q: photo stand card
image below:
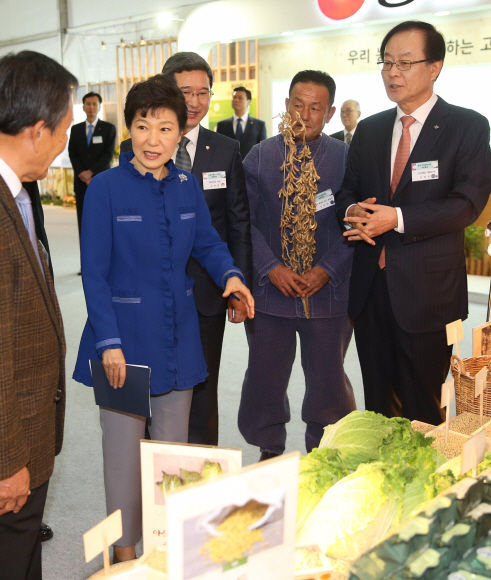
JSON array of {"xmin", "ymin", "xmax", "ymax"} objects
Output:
[
  {"xmin": 165, "ymin": 452, "xmax": 300, "ymax": 580},
  {"xmin": 141, "ymin": 440, "xmax": 242, "ymax": 553},
  {"xmin": 473, "ymin": 321, "xmax": 491, "ymax": 357}
]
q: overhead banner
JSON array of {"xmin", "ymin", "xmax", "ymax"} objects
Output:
[
  {"xmin": 208, "ymin": 80, "xmax": 258, "ymax": 132},
  {"xmin": 317, "ymin": 0, "xmax": 491, "ymax": 22}
]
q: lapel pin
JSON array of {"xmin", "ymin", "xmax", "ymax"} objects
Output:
[
  {"xmin": 434, "ymin": 125, "xmax": 439, "ymax": 129},
  {"xmin": 206, "ymin": 145, "xmax": 210, "ymax": 150}
]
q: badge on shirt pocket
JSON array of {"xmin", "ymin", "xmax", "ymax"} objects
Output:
[
  {"xmin": 203, "ymin": 171, "xmax": 226, "ymax": 190},
  {"xmin": 411, "ymin": 160, "xmax": 439, "ymax": 182}
]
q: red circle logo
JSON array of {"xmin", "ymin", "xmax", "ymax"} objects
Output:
[{"xmin": 318, "ymin": 0, "xmax": 366, "ymax": 20}]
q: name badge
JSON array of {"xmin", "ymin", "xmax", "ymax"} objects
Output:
[
  {"xmin": 92, "ymin": 136, "xmax": 103, "ymax": 144},
  {"xmin": 315, "ymin": 189, "xmax": 334, "ymax": 212},
  {"xmin": 203, "ymin": 171, "xmax": 226, "ymax": 190},
  {"xmin": 411, "ymin": 160, "xmax": 438, "ymax": 182}
]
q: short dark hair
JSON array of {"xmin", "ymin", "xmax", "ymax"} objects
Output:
[
  {"xmin": 124, "ymin": 74, "xmax": 188, "ymax": 131},
  {"xmin": 380, "ymin": 21, "xmax": 446, "ymax": 64},
  {"xmin": 162, "ymin": 52, "xmax": 214, "ymax": 89},
  {"xmin": 0, "ymin": 50, "xmax": 77, "ymax": 136},
  {"xmin": 234, "ymin": 86, "xmax": 251, "ymax": 101},
  {"xmin": 289, "ymin": 70, "xmax": 336, "ymax": 107},
  {"xmin": 83, "ymin": 92, "xmax": 102, "ymax": 104}
]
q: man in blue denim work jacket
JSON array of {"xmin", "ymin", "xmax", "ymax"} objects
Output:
[{"xmin": 238, "ymin": 70, "xmax": 356, "ymax": 461}]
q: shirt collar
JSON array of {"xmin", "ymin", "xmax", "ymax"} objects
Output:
[
  {"xmin": 395, "ymin": 93, "xmax": 438, "ymax": 126},
  {"xmin": 184, "ymin": 124, "xmax": 200, "ymax": 147},
  {"xmin": 233, "ymin": 112, "xmax": 249, "ymax": 124},
  {"xmin": 0, "ymin": 156, "xmax": 23, "ymax": 199},
  {"xmin": 86, "ymin": 117, "xmax": 99, "ymax": 129}
]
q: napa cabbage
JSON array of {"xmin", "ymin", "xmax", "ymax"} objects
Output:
[{"xmin": 297, "ymin": 447, "xmax": 349, "ymax": 533}]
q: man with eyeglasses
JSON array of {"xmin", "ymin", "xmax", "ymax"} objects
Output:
[
  {"xmin": 330, "ymin": 100, "xmax": 361, "ymax": 145},
  {"xmin": 336, "ymin": 21, "xmax": 491, "ymax": 425},
  {"xmin": 121, "ymin": 53, "xmax": 252, "ymax": 446}
]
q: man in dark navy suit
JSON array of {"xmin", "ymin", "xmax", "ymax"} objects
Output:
[
  {"xmin": 336, "ymin": 21, "xmax": 491, "ymax": 425},
  {"xmin": 68, "ymin": 92, "xmax": 116, "ymax": 248},
  {"xmin": 121, "ymin": 54, "xmax": 252, "ymax": 446},
  {"xmin": 216, "ymin": 86, "xmax": 267, "ymax": 159}
]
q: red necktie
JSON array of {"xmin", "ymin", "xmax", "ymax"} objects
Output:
[{"xmin": 378, "ymin": 115, "xmax": 416, "ymax": 269}]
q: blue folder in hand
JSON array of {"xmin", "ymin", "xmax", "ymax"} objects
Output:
[{"xmin": 90, "ymin": 360, "xmax": 151, "ymax": 418}]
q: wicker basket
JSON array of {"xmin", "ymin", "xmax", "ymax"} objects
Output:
[{"xmin": 450, "ymin": 354, "xmax": 491, "ymax": 416}]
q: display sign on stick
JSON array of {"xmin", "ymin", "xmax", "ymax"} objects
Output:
[
  {"xmin": 446, "ymin": 319, "xmax": 464, "ymax": 358},
  {"xmin": 140, "ymin": 440, "xmax": 242, "ymax": 553},
  {"xmin": 83, "ymin": 509, "xmax": 123, "ymax": 572},
  {"xmin": 475, "ymin": 366, "xmax": 488, "ymax": 425},
  {"xmin": 461, "ymin": 429, "xmax": 487, "ymax": 477},
  {"xmin": 166, "ymin": 452, "xmax": 300, "ymax": 580},
  {"xmin": 441, "ymin": 378, "xmax": 455, "ymax": 444}
]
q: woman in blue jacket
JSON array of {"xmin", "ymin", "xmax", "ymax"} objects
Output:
[{"xmin": 73, "ymin": 74, "xmax": 254, "ymax": 563}]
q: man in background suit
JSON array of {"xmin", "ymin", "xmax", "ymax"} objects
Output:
[
  {"xmin": 0, "ymin": 50, "xmax": 75, "ymax": 580},
  {"xmin": 336, "ymin": 21, "xmax": 491, "ymax": 425},
  {"xmin": 121, "ymin": 53, "xmax": 252, "ymax": 446},
  {"xmin": 216, "ymin": 86, "xmax": 267, "ymax": 159},
  {"xmin": 68, "ymin": 92, "xmax": 116, "ymax": 248},
  {"xmin": 330, "ymin": 99, "xmax": 360, "ymax": 145}
]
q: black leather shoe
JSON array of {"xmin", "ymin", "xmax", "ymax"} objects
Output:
[
  {"xmin": 259, "ymin": 451, "xmax": 280, "ymax": 462},
  {"xmin": 39, "ymin": 522, "xmax": 53, "ymax": 542}
]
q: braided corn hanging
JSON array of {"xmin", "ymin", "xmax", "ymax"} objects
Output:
[{"xmin": 278, "ymin": 112, "xmax": 319, "ymax": 319}]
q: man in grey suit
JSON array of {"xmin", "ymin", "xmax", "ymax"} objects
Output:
[
  {"xmin": 121, "ymin": 54, "xmax": 252, "ymax": 446},
  {"xmin": 330, "ymin": 99, "xmax": 361, "ymax": 145},
  {"xmin": 238, "ymin": 70, "xmax": 355, "ymax": 461},
  {"xmin": 216, "ymin": 86, "xmax": 267, "ymax": 159}
]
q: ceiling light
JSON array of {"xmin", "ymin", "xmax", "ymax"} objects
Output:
[
  {"xmin": 351, "ymin": 22, "xmax": 365, "ymax": 28},
  {"xmin": 281, "ymin": 31, "xmax": 294, "ymax": 36},
  {"xmin": 101, "ymin": 41, "xmax": 106, "ymax": 50},
  {"xmin": 158, "ymin": 12, "xmax": 173, "ymax": 28},
  {"xmin": 140, "ymin": 36, "xmax": 146, "ymax": 45},
  {"xmin": 434, "ymin": 11, "xmax": 451, "ymax": 16},
  {"xmin": 120, "ymin": 38, "xmax": 126, "ymax": 47}
]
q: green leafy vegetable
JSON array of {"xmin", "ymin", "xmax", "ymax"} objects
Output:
[
  {"xmin": 179, "ymin": 468, "xmax": 202, "ymax": 485},
  {"xmin": 297, "ymin": 447, "xmax": 349, "ymax": 533},
  {"xmin": 297, "ymin": 463, "xmax": 398, "ymax": 560},
  {"xmin": 319, "ymin": 411, "xmax": 393, "ymax": 470},
  {"xmin": 156, "ymin": 472, "xmax": 182, "ymax": 495},
  {"xmin": 201, "ymin": 460, "xmax": 223, "ymax": 480}
]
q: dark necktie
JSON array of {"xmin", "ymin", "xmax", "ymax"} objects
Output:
[
  {"xmin": 345, "ymin": 132, "xmax": 352, "ymax": 145},
  {"xmin": 236, "ymin": 118, "xmax": 243, "ymax": 141},
  {"xmin": 87, "ymin": 124, "xmax": 93, "ymax": 146},
  {"xmin": 379, "ymin": 115, "xmax": 416, "ymax": 269},
  {"xmin": 175, "ymin": 136, "xmax": 192, "ymax": 172}
]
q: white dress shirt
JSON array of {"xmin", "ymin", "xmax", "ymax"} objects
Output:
[
  {"xmin": 172, "ymin": 124, "xmax": 200, "ymax": 168},
  {"xmin": 0, "ymin": 156, "xmax": 44, "ymax": 277},
  {"xmin": 233, "ymin": 113, "xmax": 249, "ymax": 135},
  {"xmin": 392, "ymin": 92, "xmax": 438, "ymax": 233},
  {"xmin": 85, "ymin": 117, "xmax": 99, "ymax": 137}
]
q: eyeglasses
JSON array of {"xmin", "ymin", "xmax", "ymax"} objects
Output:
[
  {"xmin": 180, "ymin": 90, "xmax": 214, "ymax": 101},
  {"xmin": 377, "ymin": 60, "xmax": 429, "ymax": 71},
  {"xmin": 341, "ymin": 109, "xmax": 357, "ymax": 114}
]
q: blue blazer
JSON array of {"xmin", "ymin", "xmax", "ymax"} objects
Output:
[{"xmin": 73, "ymin": 153, "xmax": 243, "ymax": 394}]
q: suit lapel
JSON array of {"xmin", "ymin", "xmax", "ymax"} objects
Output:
[
  {"xmin": 192, "ymin": 126, "xmax": 214, "ymax": 188},
  {"xmin": 378, "ymin": 109, "xmax": 397, "ymax": 205},
  {"xmin": 392, "ymin": 97, "xmax": 449, "ymax": 200},
  {"xmin": 0, "ymin": 178, "xmax": 62, "ymax": 341},
  {"xmin": 243, "ymin": 118, "xmax": 254, "ymax": 140}
]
